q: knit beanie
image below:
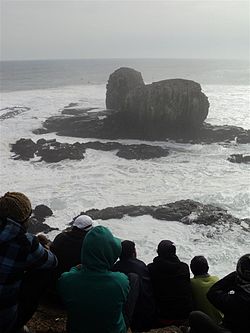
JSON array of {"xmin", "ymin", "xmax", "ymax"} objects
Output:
[
  {"xmin": 190, "ymin": 256, "xmax": 209, "ymax": 276},
  {"xmin": 0, "ymin": 192, "xmax": 32, "ymax": 223},
  {"xmin": 157, "ymin": 240, "xmax": 176, "ymax": 258}
]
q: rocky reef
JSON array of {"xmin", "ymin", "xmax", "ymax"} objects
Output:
[
  {"xmin": 79, "ymin": 199, "xmax": 243, "ymax": 227},
  {"xmin": 11, "ymin": 138, "xmax": 169, "ymax": 162},
  {"xmin": 27, "ymin": 199, "xmax": 248, "ymax": 235},
  {"xmin": 227, "ymin": 154, "xmax": 250, "ymax": 164}
]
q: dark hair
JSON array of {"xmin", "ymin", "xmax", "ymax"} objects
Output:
[
  {"xmin": 157, "ymin": 240, "xmax": 176, "ymax": 258},
  {"xmin": 190, "ymin": 256, "xmax": 209, "ymax": 276},
  {"xmin": 120, "ymin": 240, "xmax": 136, "ymax": 260},
  {"xmin": 237, "ymin": 254, "xmax": 250, "ymax": 282}
]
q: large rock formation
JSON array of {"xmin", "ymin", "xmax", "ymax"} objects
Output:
[
  {"xmin": 106, "ymin": 67, "xmax": 144, "ymax": 111},
  {"xmin": 106, "ymin": 68, "xmax": 209, "ymax": 137}
]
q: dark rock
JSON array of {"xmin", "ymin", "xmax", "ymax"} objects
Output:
[
  {"xmin": 197, "ymin": 123, "xmax": 249, "ymax": 143},
  {"xmin": 39, "ymin": 143, "xmax": 84, "ymax": 163},
  {"xmin": 106, "ymin": 68, "xmax": 209, "ymax": 137},
  {"xmin": 0, "ymin": 106, "xmax": 30, "ymax": 120},
  {"xmin": 32, "ymin": 128, "xmax": 50, "ymax": 135},
  {"xmin": 227, "ymin": 154, "xmax": 250, "ymax": 164},
  {"xmin": 62, "ymin": 107, "xmax": 97, "ymax": 115},
  {"xmin": 123, "ymin": 79, "xmax": 209, "ymax": 135},
  {"xmin": 236, "ymin": 131, "xmax": 250, "ymax": 144},
  {"xmin": 65, "ymin": 102, "xmax": 78, "ymax": 108},
  {"xmin": 83, "ymin": 141, "xmax": 123, "ymax": 151},
  {"xmin": 33, "ymin": 204, "xmax": 53, "ymax": 222},
  {"xmin": 116, "ymin": 144, "xmax": 169, "ymax": 160},
  {"xmin": 106, "ymin": 67, "xmax": 144, "ymax": 111},
  {"xmin": 11, "ymin": 138, "xmax": 37, "ymax": 159},
  {"xmin": 80, "ymin": 199, "xmax": 242, "ymax": 226},
  {"xmin": 11, "ymin": 138, "xmax": 171, "ymax": 162},
  {"xmin": 27, "ymin": 217, "xmax": 57, "ymax": 234},
  {"xmin": 37, "ymin": 138, "xmax": 47, "ymax": 145}
]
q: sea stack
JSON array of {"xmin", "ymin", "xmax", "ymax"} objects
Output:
[{"xmin": 106, "ymin": 67, "xmax": 209, "ymax": 138}]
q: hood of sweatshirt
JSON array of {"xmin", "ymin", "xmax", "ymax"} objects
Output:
[{"xmin": 81, "ymin": 226, "xmax": 121, "ymax": 271}]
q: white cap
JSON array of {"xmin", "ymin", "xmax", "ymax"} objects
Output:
[{"xmin": 73, "ymin": 215, "xmax": 93, "ymax": 231}]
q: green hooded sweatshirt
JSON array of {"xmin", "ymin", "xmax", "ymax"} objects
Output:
[{"xmin": 58, "ymin": 226, "xmax": 129, "ymax": 333}]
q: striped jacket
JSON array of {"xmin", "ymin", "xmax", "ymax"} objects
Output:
[{"xmin": 0, "ymin": 218, "xmax": 57, "ymax": 332}]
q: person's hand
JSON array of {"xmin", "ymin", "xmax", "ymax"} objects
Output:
[{"xmin": 37, "ymin": 233, "xmax": 51, "ymax": 249}]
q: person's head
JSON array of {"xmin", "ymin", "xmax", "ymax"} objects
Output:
[
  {"xmin": 236, "ymin": 254, "xmax": 250, "ymax": 283},
  {"xmin": 157, "ymin": 240, "xmax": 176, "ymax": 258},
  {"xmin": 73, "ymin": 214, "xmax": 93, "ymax": 232},
  {"xmin": 81, "ymin": 226, "xmax": 121, "ymax": 271},
  {"xmin": 190, "ymin": 256, "xmax": 209, "ymax": 276},
  {"xmin": 0, "ymin": 192, "xmax": 32, "ymax": 226},
  {"xmin": 120, "ymin": 240, "xmax": 136, "ymax": 260}
]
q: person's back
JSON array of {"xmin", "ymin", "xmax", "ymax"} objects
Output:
[
  {"xmin": 58, "ymin": 226, "xmax": 129, "ymax": 333},
  {"xmin": 207, "ymin": 254, "xmax": 250, "ymax": 333},
  {"xmin": 50, "ymin": 215, "xmax": 94, "ymax": 275},
  {"xmin": 190, "ymin": 256, "xmax": 222, "ymax": 324},
  {"xmin": 0, "ymin": 192, "xmax": 57, "ymax": 333},
  {"xmin": 148, "ymin": 240, "xmax": 192, "ymax": 326},
  {"xmin": 113, "ymin": 240, "xmax": 155, "ymax": 331}
]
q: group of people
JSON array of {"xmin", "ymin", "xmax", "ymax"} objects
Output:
[{"xmin": 0, "ymin": 192, "xmax": 250, "ymax": 333}]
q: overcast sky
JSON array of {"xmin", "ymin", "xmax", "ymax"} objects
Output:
[{"xmin": 1, "ymin": 0, "xmax": 249, "ymax": 60}]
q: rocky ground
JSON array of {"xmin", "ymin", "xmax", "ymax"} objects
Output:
[{"xmin": 27, "ymin": 304, "xmax": 183, "ymax": 333}]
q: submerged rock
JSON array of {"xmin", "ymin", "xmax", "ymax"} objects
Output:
[
  {"xmin": 227, "ymin": 154, "xmax": 250, "ymax": 164},
  {"xmin": 116, "ymin": 144, "xmax": 169, "ymax": 160},
  {"xmin": 0, "ymin": 106, "xmax": 30, "ymax": 120}
]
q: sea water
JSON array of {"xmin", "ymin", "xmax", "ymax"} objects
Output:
[{"xmin": 0, "ymin": 58, "xmax": 249, "ymax": 276}]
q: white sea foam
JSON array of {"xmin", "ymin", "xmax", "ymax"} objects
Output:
[{"xmin": 0, "ymin": 83, "xmax": 249, "ymax": 277}]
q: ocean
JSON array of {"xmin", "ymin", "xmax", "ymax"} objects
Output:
[{"xmin": 0, "ymin": 58, "xmax": 249, "ymax": 277}]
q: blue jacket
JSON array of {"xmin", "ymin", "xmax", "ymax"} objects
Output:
[{"xmin": 0, "ymin": 218, "xmax": 57, "ymax": 332}]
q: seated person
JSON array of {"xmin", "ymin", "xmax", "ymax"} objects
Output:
[
  {"xmin": 113, "ymin": 240, "xmax": 155, "ymax": 331},
  {"xmin": 50, "ymin": 214, "xmax": 94, "ymax": 276},
  {"xmin": 189, "ymin": 254, "xmax": 250, "ymax": 333},
  {"xmin": 148, "ymin": 240, "xmax": 193, "ymax": 327},
  {"xmin": 0, "ymin": 192, "xmax": 57, "ymax": 333},
  {"xmin": 58, "ymin": 226, "xmax": 130, "ymax": 333},
  {"xmin": 190, "ymin": 255, "xmax": 223, "ymax": 323}
]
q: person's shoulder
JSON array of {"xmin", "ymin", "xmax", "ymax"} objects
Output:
[
  {"xmin": 209, "ymin": 275, "xmax": 220, "ymax": 283},
  {"xmin": 134, "ymin": 257, "xmax": 147, "ymax": 267},
  {"xmin": 110, "ymin": 271, "xmax": 129, "ymax": 286}
]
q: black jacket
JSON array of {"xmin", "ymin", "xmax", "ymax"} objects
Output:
[
  {"xmin": 207, "ymin": 272, "xmax": 250, "ymax": 333},
  {"xmin": 113, "ymin": 257, "xmax": 155, "ymax": 331},
  {"xmin": 148, "ymin": 255, "xmax": 193, "ymax": 320},
  {"xmin": 50, "ymin": 227, "xmax": 88, "ymax": 276}
]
